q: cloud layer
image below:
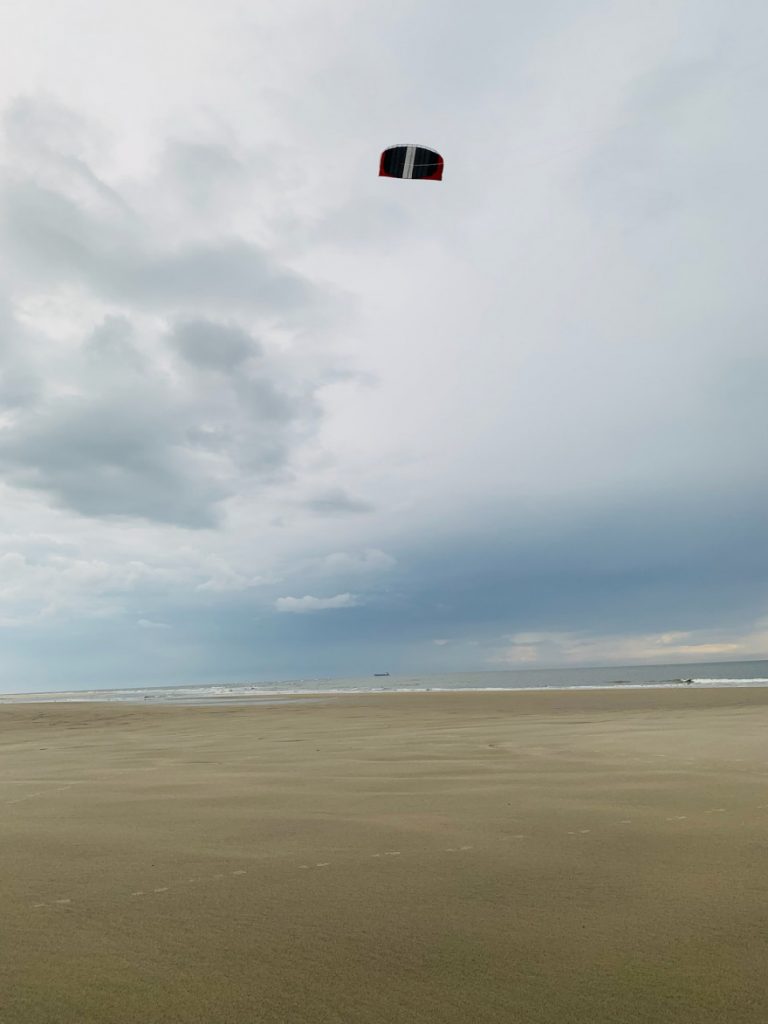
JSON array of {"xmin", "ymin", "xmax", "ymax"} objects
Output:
[
  {"xmin": 0, "ymin": 1, "xmax": 766, "ymax": 688},
  {"xmin": 0, "ymin": 98, "xmax": 334, "ymax": 528}
]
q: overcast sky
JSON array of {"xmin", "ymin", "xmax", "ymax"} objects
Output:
[{"xmin": 0, "ymin": 0, "xmax": 766, "ymax": 690}]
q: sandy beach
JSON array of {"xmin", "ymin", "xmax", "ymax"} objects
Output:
[{"xmin": 2, "ymin": 688, "xmax": 768, "ymax": 1023}]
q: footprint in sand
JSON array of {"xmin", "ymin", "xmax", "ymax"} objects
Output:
[
  {"xmin": 232, "ymin": 870, "xmax": 246, "ymax": 876},
  {"xmin": 315, "ymin": 863, "xmax": 330, "ymax": 868},
  {"xmin": 153, "ymin": 887, "xmax": 169, "ymax": 893}
]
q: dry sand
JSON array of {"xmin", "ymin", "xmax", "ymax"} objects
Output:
[{"xmin": 2, "ymin": 687, "xmax": 768, "ymax": 1023}]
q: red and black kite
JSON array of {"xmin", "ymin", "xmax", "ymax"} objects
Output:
[{"xmin": 379, "ymin": 144, "xmax": 443, "ymax": 181}]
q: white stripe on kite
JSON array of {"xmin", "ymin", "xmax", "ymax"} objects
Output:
[{"xmin": 403, "ymin": 145, "xmax": 416, "ymax": 179}]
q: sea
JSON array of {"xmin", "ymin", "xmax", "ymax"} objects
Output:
[{"xmin": 2, "ymin": 660, "xmax": 768, "ymax": 705}]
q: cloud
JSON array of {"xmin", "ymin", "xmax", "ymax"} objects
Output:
[
  {"xmin": 0, "ymin": 283, "xmax": 325, "ymax": 530},
  {"xmin": 0, "ymin": 98, "xmax": 339, "ymax": 527},
  {"xmin": 159, "ymin": 140, "xmax": 252, "ymax": 212},
  {"xmin": 0, "ymin": 6, "xmax": 767, "ymax": 686},
  {"xmin": 0, "ymin": 527, "xmax": 291, "ymax": 629},
  {"xmin": 490, "ymin": 627, "xmax": 758, "ymax": 667},
  {"xmin": 0, "ymin": 549, "xmax": 175, "ymax": 624},
  {"xmin": 0, "ymin": 176, "xmax": 318, "ymax": 318},
  {"xmin": 275, "ymin": 592, "xmax": 360, "ymax": 613},
  {"xmin": 170, "ymin": 319, "xmax": 259, "ymax": 370},
  {"xmin": 433, "ymin": 638, "xmax": 450, "ymax": 646},
  {"xmin": 137, "ymin": 618, "xmax": 171, "ymax": 630},
  {"xmin": 84, "ymin": 315, "xmax": 145, "ymax": 370},
  {"xmin": 0, "ymin": 299, "xmax": 40, "ymax": 408},
  {"xmin": 302, "ymin": 487, "xmax": 374, "ymax": 517},
  {"xmin": 320, "ymin": 548, "xmax": 395, "ymax": 573},
  {"xmin": 0, "ymin": 392, "xmax": 228, "ymax": 527},
  {"xmin": 194, "ymin": 557, "xmax": 273, "ymax": 592}
]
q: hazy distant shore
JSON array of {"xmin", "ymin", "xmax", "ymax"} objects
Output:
[{"xmin": 3, "ymin": 689, "xmax": 768, "ymax": 1022}]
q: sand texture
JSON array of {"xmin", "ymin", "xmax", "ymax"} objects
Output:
[{"xmin": 2, "ymin": 688, "xmax": 768, "ymax": 1023}]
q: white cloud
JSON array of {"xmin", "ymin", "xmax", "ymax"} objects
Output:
[
  {"xmin": 275, "ymin": 592, "xmax": 360, "ymax": 613},
  {"xmin": 137, "ymin": 618, "xmax": 170, "ymax": 630},
  {"xmin": 0, "ymin": 537, "xmax": 281, "ymax": 624},
  {"xmin": 0, "ymin": 549, "xmax": 174, "ymax": 623},
  {"xmin": 194, "ymin": 556, "xmax": 275, "ymax": 593},
  {"xmin": 433, "ymin": 638, "xmax": 450, "ymax": 646},
  {"xmin": 320, "ymin": 548, "xmax": 395, "ymax": 573}
]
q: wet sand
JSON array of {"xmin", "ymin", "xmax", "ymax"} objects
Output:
[{"xmin": 2, "ymin": 688, "xmax": 768, "ymax": 1023}]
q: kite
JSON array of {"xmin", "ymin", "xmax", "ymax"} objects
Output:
[{"xmin": 379, "ymin": 144, "xmax": 443, "ymax": 181}]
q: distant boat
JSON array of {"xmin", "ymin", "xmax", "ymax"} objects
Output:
[{"xmin": 373, "ymin": 672, "xmax": 390, "ymax": 677}]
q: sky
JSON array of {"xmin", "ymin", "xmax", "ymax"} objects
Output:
[{"xmin": 0, "ymin": 0, "xmax": 766, "ymax": 690}]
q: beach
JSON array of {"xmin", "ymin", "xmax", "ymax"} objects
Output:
[{"xmin": 2, "ymin": 688, "xmax": 768, "ymax": 1023}]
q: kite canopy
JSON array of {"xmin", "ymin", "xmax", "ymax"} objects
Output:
[{"xmin": 379, "ymin": 144, "xmax": 443, "ymax": 181}]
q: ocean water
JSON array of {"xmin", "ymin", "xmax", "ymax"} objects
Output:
[{"xmin": 2, "ymin": 660, "xmax": 768, "ymax": 705}]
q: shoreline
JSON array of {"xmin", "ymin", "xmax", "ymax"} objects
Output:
[
  {"xmin": 4, "ymin": 683, "xmax": 768, "ymax": 716},
  {"xmin": 2, "ymin": 678, "xmax": 768, "ymax": 706}
]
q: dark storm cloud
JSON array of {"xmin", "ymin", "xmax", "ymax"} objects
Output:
[
  {"xmin": 246, "ymin": 481, "xmax": 768, "ymax": 671},
  {"xmin": 392, "ymin": 487, "xmax": 768, "ymax": 638}
]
